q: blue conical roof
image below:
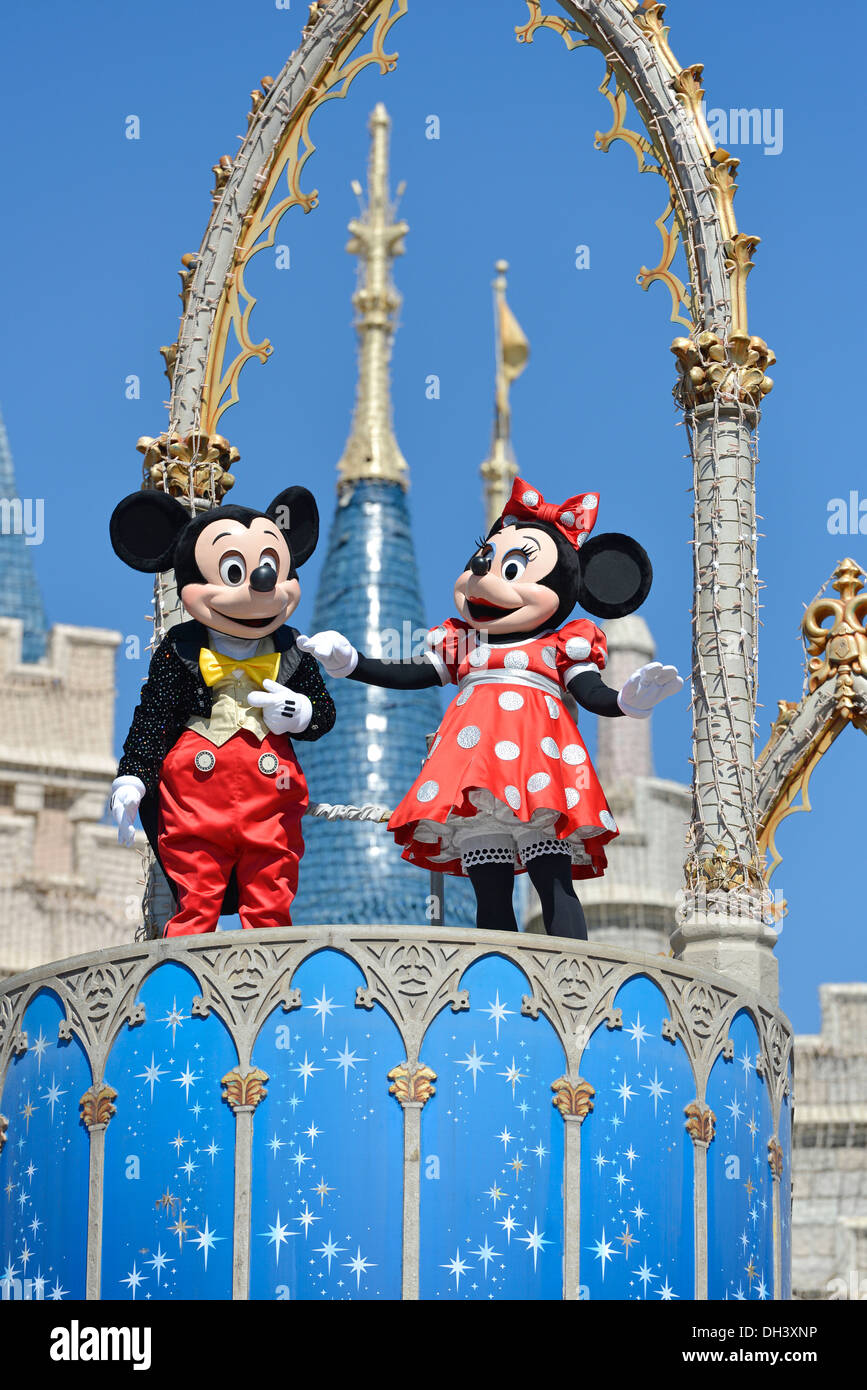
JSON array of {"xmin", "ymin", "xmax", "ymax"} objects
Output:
[{"xmin": 0, "ymin": 409, "xmax": 47, "ymax": 662}]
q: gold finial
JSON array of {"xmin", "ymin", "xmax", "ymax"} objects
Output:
[
  {"xmin": 336, "ymin": 104, "xmax": 409, "ymax": 491},
  {"xmin": 802, "ymin": 557, "xmax": 867, "ymax": 715},
  {"xmin": 480, "ymin": 260, "xmax": 530, "ymax": 530}
]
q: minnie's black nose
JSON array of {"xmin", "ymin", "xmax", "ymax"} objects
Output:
[
  {"xmin": 470, "ymin": 553, "xmax": 492, "ymax": 576},
  {"xmin": 249, "ymin": 564, "xmax": 278, "ymax": 592}
]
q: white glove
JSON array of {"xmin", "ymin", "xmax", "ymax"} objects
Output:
[
  {"xmin": 297, "ymin": 631, "xmax": 358, "ymax": 678},
  {"xmin": 617, "ymin": 662, "xmax": 684, "ymax": 719},
  {"xmin": 110, "ymin": 775, "xmax": 145, "ymax": 848},
  {"xmin": 247, "ymin": 679, "xmax": 313, "ymax": 734}
]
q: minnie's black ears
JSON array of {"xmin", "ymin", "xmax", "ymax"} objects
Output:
[
  {"xmin": 109, "ymin": 491, "xmax": 191, "ymax": 573},
  {"xmin": 266, "ymin": 486, "xmax": 319, "ymax": 568},
  {"xmin": 577, "ymin": 532, "xmax": 652, "ymax": 619}
]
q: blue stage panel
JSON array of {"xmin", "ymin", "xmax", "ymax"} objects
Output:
[
  {"xmin": 706, "ymin": 1009, "xmax": 775, "ymax": 1301},
  {"xmin": 419, "ymin": 953, "xmax": 566, "ymax": 1301},
  {"xmin": 101, "ymin": 960, "xmax": 238, "ymax": 1301},
  {"xmin": 0, "ymin": 989, "xmax": 90, "ymax": 1302},
  {"xmin": 249, "ymin": 948, "xmax": 404, "ymax": 1300},
  {"xmin": 579, "ymin": 974, "xmax": 695, "ymax": 1300}
]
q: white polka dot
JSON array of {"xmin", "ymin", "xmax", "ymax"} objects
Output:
[
  {"xmin": 504, "ymin": 785, "xmax": 522, "ymax": 810},
  {"xmin": 456, "ymin": 687, "xmax": 473, "ymax": 706},
  {"xmin": 495, "ymin": 740, "xmax": 520, "ymax": 761},
  {"xmin": 527, "ymin": 772, "xmax": 551, "ymax": 794},
  {"xmin": 559, "ymin": 510, "xmax": 575, "ymax": 527},
  {"xmin": 582, "ymin": 494, "xmax": 598, "ymax": 509},
  {"xmin": 542, "ymin": 646, "xmax": 557, "ymax": 669},
  {"xmin": 457, "ymin": 725, "xmax": 481, "ymax": 749},
  {"xmin": 562, "ymin": 744, "xmax": 587, "ymax": 765},
  {"xmin": 498, "ymin": 691, "xmax": 524, "ymax": 711},
  {"xmin": 502, "ymin": 514, "xmax": 517, "ymax": 528},
  {"xmin": 504, "ymin": 650, "xmax": 529, "ymax": 670},
  {"xmin": 417, "ymin": 780, "xmax": 439, "ymax": 802},
  {"xmin": 565, "ymin": 636, "xmax": 592, "ymax": 661},
  {"xmin": 600, "ymin": 810, "xmax": 617, "ymax": 833},
  {"xmin": 522, "ymin": 489, "xmax": 539, "ymax": 507},
  {"xmin": 468, "ymin": 645, "xmax": 490, "ymax": 668},
  {"xmin": 565, "ymin": 787, "xmax": 581, "ymax": 809},
  {"xmin": 545, "ymin": 696, "xmax": 560, "ymax": 719},
  {"xmin": 540, "ymin": 737, "xmax": 560, "ymax": 760},
  {"xmin": 575, "ymin": 531, "xmax": 590, "ymax": 547}
]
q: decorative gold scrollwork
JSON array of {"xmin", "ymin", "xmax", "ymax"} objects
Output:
[
  {"xmin": 137, "ymin": 431, "xmax": 240, "ymax": 504},
  {"xmin": 551, "ymin": 1076, "xmax": 595, "ymax": 1121},
  {"xmin": 221, "ymin": 1066, "xmax": 269, "ymax": 1112},
  {"xmin": 515, "ymin": 0, "xmax": 588, "ymax": 48},
  {"xmin": 684, "ymin": 1101, "xmax": 716, "ymax": 1147},
  {"xmin": 671, "ymin": 330, "xmax": 775, "ymax": 408},
  {"xmin": 79, "ymin": 1083, "xmax": 118, "ymax": 1131},
  {"xmin": 803, "ymin": 558, "xmax": 867, "ymax": 708},
  {"xmin": 387, "ymin": 1062, "xmax": 437, "ymax": 1107}
]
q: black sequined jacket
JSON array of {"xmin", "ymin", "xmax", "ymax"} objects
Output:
[{"xmin": 118, "ymin": 619, "xmax": 335, "ymax": 909}]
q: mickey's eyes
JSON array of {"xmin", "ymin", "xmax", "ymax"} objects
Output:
[
  {"xmin": 219, "ymin": 552, "xmax": 247, "ymax": 586},
  {"xmin": 501, "ymin": 549, "xmax": 530, "ymax": 583},
  {"xmin": 258, "ymin": 548, "xmax": 280, "ymax": 577}
]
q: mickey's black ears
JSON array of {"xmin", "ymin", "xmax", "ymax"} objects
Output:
[
  {"xmin": 266, "ymin": 486, "xmax": 319, "ymax": 568},
  {"xmin": 109, "ymin": 492, "xmax": 191, "ymax": 573},
  {"xmin": 577, "ymin": 532, "xmax": 652, "ymax": 619}
]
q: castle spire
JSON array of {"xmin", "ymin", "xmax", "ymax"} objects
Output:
[
  {"xmin": 480, "ymin": 260, "xmax": 529, "ymax": 530},
  {"xmin": 337, "ymin": 103, "xmax": 409, "ymax": 491}
]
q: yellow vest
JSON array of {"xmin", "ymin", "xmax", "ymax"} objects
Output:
[{"xmin": 186, "ymin": 636, "xmax": 278, "ymax": 747}]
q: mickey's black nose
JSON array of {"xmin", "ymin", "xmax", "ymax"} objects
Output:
[
  {"xmin": 249, "ymin": 564, "xmax": 278, "ymax": 592},
  {"xmin": 470, "ymin": 553, "xmax": 492, "ymax": 576}
]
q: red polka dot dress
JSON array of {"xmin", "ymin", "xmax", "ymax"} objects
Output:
[{"xmin": 387, "ymin": 617, "xmax": 619, "ymax": 879}]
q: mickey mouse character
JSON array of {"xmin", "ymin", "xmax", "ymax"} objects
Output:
[
  {"xmin": 300, "ymin": 477, "xmax": 682, "ymax": 940},
  {"xmin": 108, "ymin": 486, "xmax": 335, "ymax": 936}
]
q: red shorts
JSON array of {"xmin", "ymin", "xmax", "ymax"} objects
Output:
[{"xmin": 157, "ymin": 728, "xmax": 308, "ymax": 935}]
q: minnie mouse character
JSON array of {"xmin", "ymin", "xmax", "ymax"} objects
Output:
[
  {"xmin": 108, "ymin": 486, "xmax": 335, "ymax": 936},
  {"xmin": 299, "ymin": 478, "xmax": 682, "ymax": 940}
]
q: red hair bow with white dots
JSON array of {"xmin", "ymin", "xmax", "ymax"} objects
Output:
[{"xmin": 500, "ymin": 477, "xmax": 599, "ymax": 551}]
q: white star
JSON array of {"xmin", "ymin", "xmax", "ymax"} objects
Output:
[
  {"xmin": 458, "ymin": 1043, "xmax": 489, "ymax": 1092},
  {"xmin": 19, "ymin": 1240, "xmax": 33, "ymax": 1272},
  {"xmin": 204, "ymin": 1140, "xmax": 221, "ymax": 1164},
  {"xmin": 756, "ymin": 1274, "xmax": 768, "ymax": 1300},
  {"xmin": 496, "ymin": 1127, "xmax": 513, "ymax": 1150},
  {"xmin": 175, "ymin": 1062, "xmax": 200, "ymax": 1102},
  {"xmin": 296, "ymin": 1203, "xmax": 319, "ymax": 1237},
  {"xmin": 330, "ymin": 1039, "xmax": 366, "ymax": 1088},
  {"xmin": 28, "ymin": 1213, "xmax": 42, "ymax": 1236},
  {"xmin": 170, "ymin": 1132, "xmax": 186, "ymax": 1155},
  {"xmin": 643, "ymin": 1070, "xmax": 671, "ymax": 1116},
  {"xmin": 472, "ymin": 1238, "xmax": 501, "ymax": 1276},
  {"xmin": 294, "ymin": 1052, "xmax": 322, "ymax": 1093},
  {"xmin": 160, "ymin": 998, "xmax": 188, "ymax": 1046},
  {"xmin": 307, "ymin": 989, "xmax": 343, "ymax": 1034},
  {"xmin": 31, "ymin": 1269, "xmax": 46, "ymax": 1300},
  {"xmin": 41, "ymin": 1074, "xmax": 67, "ymax": 1120},
  {"xmin": 345, "ymin": 1246, "xmax": 376, "ymax": 1289},
  {"xmin": 146, "ymin": 1245, "xmax": 171, "ymax": 1286},
  {"xmin": 624, "ymin": 1145, "xmax": 638, "ymax": 1168},
  {"xmin": 261, "ymin": 1212, "xmax": 295, "ymax": 1266},
  {"xmin": 497, "ymin": 1058, "xmax": 525, "ymax": 1097},
  {"xmin": 268, "ymin": 1134, "xmax": 285, "ymax": 1157},
  {"xmin": 304, "ymin": 1122, "xmax": 321, "ymax": 1146},
  {"xmin": 121, "ymin": 1262, "xmax": 146, "ymax": 1299},
  {"xmin": 49, "ymin": 1279, "xmax": 68, "ymax": 1301},
  {"xmin": 634, "ymin": 1259, "xmax": 654, "ymax": 1296},
  {"xmin": 291, "ymin": 1148, "xmax": 311, "ymax": 1173},
  {"xmin": 315, "ymin": 1233, "xmax": 344, "ymax": 1272},
  {"xmin": 613, "ymin": 1168, "xmax": 630, "ymax": 1192},
  {"xmin": 31, "ymin": 1028, "xmax": 50, "ymax": 1072},
  {"xmin": 631, "ymin": 1202, "xmax": 646, "ymax": 1227},
  {"xmin": 532, "ymin": 1142, "xmax": 547, "ymax": 1165},
  {"xmin": 1, "ymin": 1261, "xmax": 18, "ymax": 1295},
  {"xmin": 498, "ymin": 1208, "xmax": 517, "ymax": 1244},
  {"xmin": 593, "ymin": 1150, "xmax": 608, "ymax": 1173},
  {"xmin": 727, "ymin": 1093, "xmax": 744, "ymax": 1132},
  {"xmin": 441, "ymin": 1247, "xmax": 471, "ymax": 1290},
  {"xmin": 626, "ymin": 1015, "xmax": 649, "ymax": 1056},
  {"xmin": 739, "ymin": 1046, "xmax": 754, "ymax": 1078},
  {"xmin": 181, "ymin": 1157, "xmax": 198, "ymax": 1182},
  {"xmin": 589, "ymin": 1227, "xmax": 619, "ymax": 1280},
  {"xmin": 135, "ymin": 1054, "xmax": 166, "ymax": 1102},
  {"xmin": 192, "ymin": 1217, "xmax": 223, "ymax": 1271},
  {"xmin": 483, "ymin": 992, "xmax": 514, "ymax": 1039},
  {"xmin": 519, "ymin": 1220, "xmax": 549, "ymax": 1271},
  {"xmin": 657, "ymin": 1278, "xmax": 678, "ymax": 1300}
]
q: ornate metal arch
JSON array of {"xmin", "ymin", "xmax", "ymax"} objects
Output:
[{"xmin": 131, "ymin": 0, "xmax": 779, "ymax": 990}]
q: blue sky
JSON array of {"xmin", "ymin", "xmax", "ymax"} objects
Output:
[{"xmin": 1, "ymin": 0, "xmax": 864, "ymax": 1031}]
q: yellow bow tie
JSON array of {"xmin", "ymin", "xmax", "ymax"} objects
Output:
[{"xmin": 199, "ymin": 649, "xmax": 281, "ymax": 688}]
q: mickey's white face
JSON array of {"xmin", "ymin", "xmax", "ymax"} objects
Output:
[
  {"xmin": 454, "ymin": 525, "xmax": 560, "ymax": 634},
  {"xmin": 180, "ymin": 516, "xmax": 300, "ymax": 638}
]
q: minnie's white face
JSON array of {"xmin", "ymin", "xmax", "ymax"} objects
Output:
[
  {"xmin": 454, "ymin": 525, "xmax": 560, "ymax": 634},
  {"xmin": 180, "ymin": 516, "xmax": 300, "ymax": 638}
]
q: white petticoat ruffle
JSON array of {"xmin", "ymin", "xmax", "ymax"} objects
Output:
[{"xmin": 413, "ymin": 787, "xmax": 608, "ymax": 872}]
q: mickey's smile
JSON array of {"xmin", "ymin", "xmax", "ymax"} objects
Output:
[{"xmin": 209, "ymin": 608, "xmax": 280, "ymax": 629}]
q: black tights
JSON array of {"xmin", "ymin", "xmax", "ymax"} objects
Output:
[{"xmin": 466, "ymin": 853, "xmax": 588, "ymax": 940}]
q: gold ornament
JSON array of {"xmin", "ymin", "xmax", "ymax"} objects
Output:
[
  {"xmin": 221, "ymin": 1066, "xmax": 269, "ymax": 1112},
  {"xmin": 671, "ymin": 330, "xmax": 775, "ymax": 408},
  {"xmin": 684, "ymin": 1101, "xmax": 716, "ymax": 1146},
  {"xmin": 79, "ymin": 1083, "xmax": 117, "ymax": 1130},
  {"xmin": 551, "ymin": 1076, "xmax": 595, "ymax": 1120},
  {"xmin": 137, "ymin": 431, "xmax": 239, "ymax": 503},
  {"xmin": 387, "ymin": 1062, "xmax": 437, "ymax": 1106}
]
